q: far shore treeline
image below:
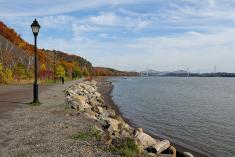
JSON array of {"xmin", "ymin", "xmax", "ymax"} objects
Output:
[{"xmin": 0, "ymin": 21, "xmax": 138, "ymax": 84}]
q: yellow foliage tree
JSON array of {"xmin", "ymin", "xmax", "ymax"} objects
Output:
[
  {"xmin": 56, "ymin": 65, "xmax": 65, "ymax": 78},
  {"xmin": 0, "ymin": 63, "xmax": 13, "ymax": 84},
  {"xmin": 40, "ymin": 64, "xmax": 47, "ymax": 72}
]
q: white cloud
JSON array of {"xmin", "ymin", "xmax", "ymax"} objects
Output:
[
  {"xmin": 89, "ymin": 12, "xmax": 118, "ymax": 26},
  {"xmin": 0, "ymin": 0, "xmax": 156, "ymax": 17},
  {"xmin": 98, "ymin": 33, "xmax": 109, "ymax": 38},
  {"xmin": 72, "ymin": 24, "xmax": 100, "ymax": 36},
  {"xmin": 167, "ymin": 0, "xmax": 235, "ymax": 20},
  {"xmin": 86, "ymin": 12, "xmax": 152, "ymax": 30},
  {"xmin": 38, "ymin": 16, "xmax": 76, "ymax": 29}
]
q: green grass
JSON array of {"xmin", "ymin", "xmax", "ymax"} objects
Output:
[
  {"xmin": 109, "ymin": 138, "xmax": 139, "ymax": 157},
  {"xmin": 64, "ymin": 104, "xmax": 70, "ymax": 110},
  {"xmin": 71, "ymin": 128, "xmax": 101, "ymax": 141},
  {"xmin": 29, "ymin": 101, "xmax": 41, "ymax": 106},
  {"xmin": 91, "ymin": 128, "xmax": 102, "ymax": 140}
]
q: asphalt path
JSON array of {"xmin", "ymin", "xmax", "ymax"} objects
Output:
[{"xmin": 0, "ymin": 84, "xmax": 50, "ymax": 118}]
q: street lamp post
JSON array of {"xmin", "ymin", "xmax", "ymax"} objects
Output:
[
  {"xmin": 53, "ymin": 51, "xmax": 56, "ymax": 83},
  {"xmin": 31, "ymin": 19, "xmax": 40, "ymax": 104}
]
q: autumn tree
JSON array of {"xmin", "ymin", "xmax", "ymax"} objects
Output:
[
  {"xmin": 0, "ymin": 63, "xmax": 3, "ymax": 83},
  {"xmin": 0, "ymin": 63, "xmax": 13, "ymax": 83},
  {"xmin": 4, "ymin": 68, "xmax": 13, "ymax": 82},
  {"xmin": 56, "ymin": 65, "xmax": 65, "ymax": 78},
  {"xmin": 82, "ymin": 68, "xmax": 89, "ymax": 77},
  {"xmin": 39, "ymin": 64, "xmax": 47, "ymax": 80},
  {"xmin": 14, "ymin": 63, "xmax": 26, "ymax": 79},
  {"xmin": 61, "ymin": 61, "xmax": 74, "ymax": 78},
  {"xmin": 72, "ymin": 66, "xmax": 82, "ymax": 79}
]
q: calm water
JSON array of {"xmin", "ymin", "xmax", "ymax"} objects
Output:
[{"xmin": 110, "ymin": 77, "xmax": 235, "ymax": 157}]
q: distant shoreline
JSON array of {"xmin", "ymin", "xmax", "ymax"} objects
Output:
[
  {"xmin": 96, "ymin": 76, "xmax": 211, "ymax": 157},
  {"xmin": 140, "ymin": 72, "xmax": 235, "ymax": 77}
]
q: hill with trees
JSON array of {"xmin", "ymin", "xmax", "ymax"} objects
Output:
[
  {"xmin": 0, "ymin": 21, "xmax": 137, "ymax": 84},
  {"xmin": 93, "ymin": 67, "xmax": 138, "ymax": 76}
]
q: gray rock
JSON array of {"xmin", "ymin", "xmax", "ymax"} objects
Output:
[
  {"xmin": 145, "ymin": 140, "xmax": 170, "ymax": 154},
  {"xmin": 183, "ymin": 152, "xmax": 194, "ymax": 157},
  {"xmin": 87, "ymin": 86, "xmax": 96, "ymax": 93},
  {"xmin": 104, "ymin": 118, "xmax": 119, "ymax": 131},
  {"xmin": 73, "ymin": 95, "xmax": 90, "ymax": 111},
  {"xmin": 168, "ymin": 146, "xmax": 176, "ymax": 157},
  {"xmin": 88, "ymin": 98, "xmax": 101, "ymax": 107},
  {"xmin": 120, "ymin": 129, "xmax": 131, "ymax": 137},
  {"xmin": 91, "ymin": 106, "xmax": 99, "ymax": 114},
  {"xmin": 134, "ymin": 128, "xmax": 159, "ymax": 151},
  {"xmin": 84, "ymin": 107, "xmax": 97, "ymax": 120},
  {"xmin": 97, "ymin": 107, "xmax": 104, "ymax": 114},
  {"xmin": 69, "ymin": 100, "xmax": 79, "ymax": 110}
]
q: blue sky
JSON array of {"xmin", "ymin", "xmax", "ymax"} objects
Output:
[{"xmin": 1, "ymin": 0, "xmax": 235, "ymax": 72}]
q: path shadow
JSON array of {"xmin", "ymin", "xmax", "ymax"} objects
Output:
[{"xmin": 0, "ymin": 100, "xmax": 29, "ymax": 105}]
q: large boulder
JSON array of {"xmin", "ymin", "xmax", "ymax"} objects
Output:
[
  {"xmin": 86, "ymin": 85, "xmax": 96, "ymax": 94},
  {"xmin": 69, "ymin": 100, "xmax": 79, "ymax": 110},
  {"xmin": 102, "ymin": 117, "xmax": 121, "ymax": 138},
  {"xmin": 91, "ymin": 106, "xmax": 104, "ymax": 114},
  {"xmin": 134, "ymin": 128, "xmax": 159, "ymax": 150},
  {"xmin": 66, "ymin": 89, "xmax": 76, "ymax": 96},
  {"xmin": 72, "ymin": 87, "xmax": 81, "ymax": 95},
  {"xmin": 145, "ymin": 140, "xmax": 170, "ymax": 154},
  {"xmin": 103, "ymin": 109, "xmax": 117, "ymax": 118},
  {"xmin": 168, "ymin": 146, "xmax": 176, "ymax": 157},
  {"xmin": 73, "ymin": 95, "xmax": 90, "ymax": 111},
  {"xmin": 94, "ymin": 91, "xmax": 101, "ymax": 98},
  {"xmin": 88, "ymin": 97, "xmax": 102, "ymax": 107},
  {"xmin": 84, "ymin": 107, "xmax": 97, "ymax": 120},
  {"xmin": 97, "ymin": 107, "xmax": 104, "ymax": 114},
  {"xmin": 116, "ymin": 116, "xmax": 131, "ymax": 131},
  {"xmin": 116, "ymin": 117, "xmax": 132, "ymax": 137},
  {"xmin": 120, "ymin": 129, "xmax": 131, "ymax": 137},
  {"xmin": 105, "ymin": 118, "xmax": 119, "ymax": 131},
  {"xmin": 66, "ymin": 95, "xmax": 73, "ymax": 102},
  {"xmin": 90, "ymin": 80, "xmax": 97, "ymax": 87}
]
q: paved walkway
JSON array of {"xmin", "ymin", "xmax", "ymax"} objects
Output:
[
  {"xmin": 0, "ymin": 84, "xmax": 49, "ymax": 118},
  {"xmin": 0, "ymin": 80, "xmax": 115, "ymax": 157}
]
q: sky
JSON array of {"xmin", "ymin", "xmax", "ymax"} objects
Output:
[{"xmin": 1, "ymin": 0, "xmax": 235, "ymax": 72}]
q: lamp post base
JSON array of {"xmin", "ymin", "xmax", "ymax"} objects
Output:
[{"xmin": 32, "ymin": 83, "xmax": 40, "ymax": 105}]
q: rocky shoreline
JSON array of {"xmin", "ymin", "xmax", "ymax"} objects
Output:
[{"xmin": 65, "ymin": 78, "xmax": 195, "ymax": 157}]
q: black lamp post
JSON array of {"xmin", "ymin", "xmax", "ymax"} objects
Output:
[
  {"xmin": 31, "ymin": 19, "xmax": 40, "ymax": 104},
  {"xmin": 53, "ymin": 51, "xmax": 56, "ymax": 83}
]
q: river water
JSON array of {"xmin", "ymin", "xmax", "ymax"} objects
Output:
[{"xmin": 110, "ymin": 77, "xmax": 235, "ymax": 157}]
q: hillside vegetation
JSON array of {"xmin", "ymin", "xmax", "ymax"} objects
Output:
[
  {"xmin": 93, "ymin": 67, "xmax": 138, "ymax": 76},
  {"xmin": 0, "ymin": 21, "xmax": 137, "ymax": 84}
]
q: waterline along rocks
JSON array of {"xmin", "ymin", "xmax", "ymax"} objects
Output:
[{"xmin": 65, "ymin": 80, "xmax": 191, "ymax": 157}]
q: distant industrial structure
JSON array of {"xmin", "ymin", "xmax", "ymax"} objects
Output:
[{"xmin": 214, "ymin": 65, "xmax": 217, "ymax": 73}]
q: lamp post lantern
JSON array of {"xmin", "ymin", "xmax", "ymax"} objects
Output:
[{"xmin": 31, "ymin": 19, "xmax": 40, "ymax": 104}]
